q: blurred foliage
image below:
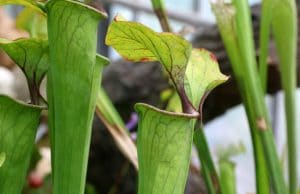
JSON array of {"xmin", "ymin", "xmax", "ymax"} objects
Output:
[{"xmin": 16, "ymin": 7, "xmax": 47, "ymax": 38}]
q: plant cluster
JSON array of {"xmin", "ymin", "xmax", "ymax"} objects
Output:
[{"xmin": 0, "ymin": 0, "xmax": 298, "ymax": 194}]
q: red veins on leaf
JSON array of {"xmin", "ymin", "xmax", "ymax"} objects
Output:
[{"xmin": 209, "ymin": 53, "xmax": 217, "ymax": 62}]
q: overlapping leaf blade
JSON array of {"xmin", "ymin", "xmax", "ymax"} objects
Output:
[
  {"xmin": 0, "ymin": 95, "xmax": 42, "ymax": 194},
  {"xmin": 0, "ymin": 38, "xmax": 48, "ymax": 86},
  {"xmin": 0, "ymin": 38, "xmax": 48, "ymax": 104},
  {"xmin": 185, "ymin": 49, "xmax": 228, "ymax": 109}
]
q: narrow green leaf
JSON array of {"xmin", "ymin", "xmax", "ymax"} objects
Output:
[
  {"xmin": 95, "ymin": 68, "xmax": 138, "ymax": 169},
  {"xmin": 106, "ymin": 16, "xmax": 194, "ymax": 113},
  {"xmin": 271, "ymin": 1, "xmax": 298, "ymax": 193},
  {"xmin": 96, "ymin": 87, "xmax": 126, "ymax": 128},
  {"xmin": 217, "ymin": 142, "xmax": 246, "ymax": 194},
  {"xmin": 0, "ymin": 0, "xmax": 45, "ymax": 14},
  {"xmin": 0, "ymin": 152, "xmax": 5, "ymax": 168},
  {"xmin": 185, "ymin": 49, "xmax": 228, "ymax": 109},
  {"xmin": 216, "ymin": 143, "xmax": 242, "ymax": 193},
  {"xmin": 96, "ymin": 87, "xmax": 138, "ymax": 169},
  {"xmin": 0, "ymin": 38, "xmax": 48, "ymax": 104},
  {"xmin": 0, "ymin": 95, "xmax": 42, "ymax": 194},
  {"xmin": 46, "ymin": 1, "xmax": 107, "ymax": 194},
  {"xmin": 219, "ymin": 161, "xmax": 236, "ymax": 194},
  {"xmin": 194, "ymin": 127, "xmax": 221, "ymax": 194},
  {"xmin": 135, "ymin": 103, "xmax": 196, "ymax": 194}
]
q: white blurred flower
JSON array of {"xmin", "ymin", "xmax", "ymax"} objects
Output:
[
  {"xmin": 0, "ymin": 67, "xmax": 15, "ymax": 97},
  {"xmin": 210, "ymin": 0, "xmax": 232, "ymax": 4}
]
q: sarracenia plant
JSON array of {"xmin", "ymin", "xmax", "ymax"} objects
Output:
[
  {"xmin": 212, "ymin": 0, "xmax": 297, "ymax": 194},
  {"xmin": 46, "ymin": 1, "xmax": 108, "ymax": 193},
  {"xmin": 149, "ymin": 1, "xmax": 225, "ymax": 192},
  {"xmin": 0, "ymin": 0, "xmax": 109, "ymax": 194},
  {"xmin": 106, "ymin": 15, "xmax": 228, "ymax": 194}
]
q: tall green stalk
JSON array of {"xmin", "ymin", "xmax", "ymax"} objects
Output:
[
  {"xmin": 151, "ymin": 0, "xmax": 171, "ymax": 32},
  {"xmin": 212, "ymin": 1, "xmax": 287, "ymax": 193},
  {"xmin": 211, "ymin": 3, "xmax": 269, "ymax": 194},
  {"xmin": 46, "ymin": 1, "xmax": 107, "ymax": 193},
  {"xmin": 271, "ymin": 1, "xmax": 298, "ymax": 193},
  {"xmin": 194, "ymin": 124, "xmax": 220, "ymax": 194},
  {"xmin": 219, "ymin": 160, "xmax": 236, "ymax": 194},
  {"xmin": 238, "ymin": 0, "xmax": 287, "ymax": 189}
]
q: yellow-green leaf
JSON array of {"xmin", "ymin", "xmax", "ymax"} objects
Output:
[
  {"xmin": 185, "ymin": 49, "xmax": 228, "ymax": 109},
  {"xmin": 106, "ymin": 15, "xmax": 192, "ymax": 94},
  {"xmin": 16, "ymin": 7, "xmax": 47, "ymax": 38},
  {"xmin": 0, "ymin": 0, "xmax": 45, "ymax": 14}
]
